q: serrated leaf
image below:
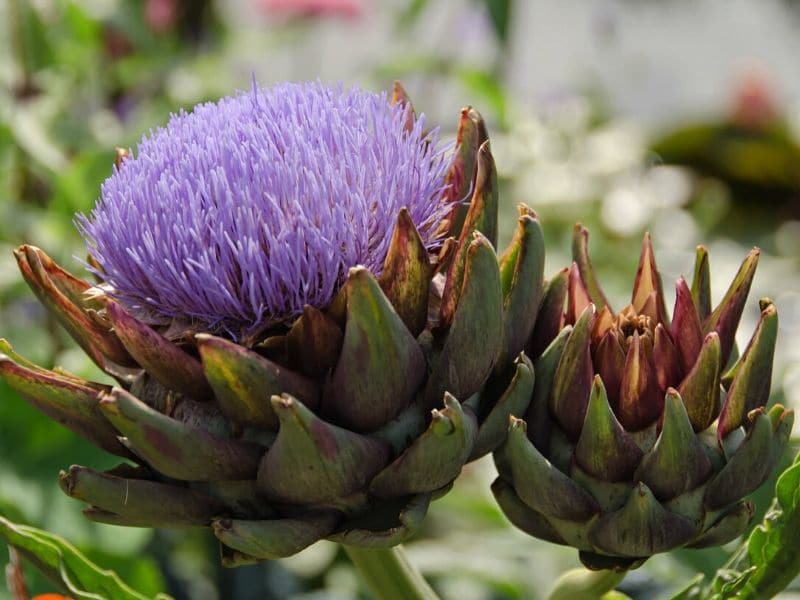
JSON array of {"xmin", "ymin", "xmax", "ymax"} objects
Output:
[
  {"xmin": 703, "ymin": 450, "xmax": 800, "ymax": 599},
  {"xmin": 0, "ymin": 516, "xmax": 171, "ymax": 599}
]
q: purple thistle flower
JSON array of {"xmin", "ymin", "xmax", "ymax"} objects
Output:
[{"xmin": 79, "ymin": 81, "xmax": 453, "ymax": 337}]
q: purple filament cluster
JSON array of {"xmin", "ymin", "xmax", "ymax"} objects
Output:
[{"xmin": 79, "ymin": 81, "xmax": 452, "ymax": 336}]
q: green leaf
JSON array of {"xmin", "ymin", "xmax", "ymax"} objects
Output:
[
  {"xmin": 724, "ymin": 449, "xmax": 800, "ymax": 598},
  {"xmin": 0, "ymin": 515, "xmax": 171, "ymax": 599},
  {"xmin": 690, "ymin": 449, "xmax": 800, "ymax": 599}
]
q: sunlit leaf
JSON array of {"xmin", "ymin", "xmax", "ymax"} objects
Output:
[
  {"xmin": 672, "ymin": 450, "xmax": 800, "ymax": 599},
  {"xmin": 0, "ymin": 516, "xmax": 172, "ymax": 600}
]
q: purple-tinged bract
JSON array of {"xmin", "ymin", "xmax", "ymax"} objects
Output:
[{"xmin": 79, "ymin": 81, "xmax": 452, "ymax": 336}]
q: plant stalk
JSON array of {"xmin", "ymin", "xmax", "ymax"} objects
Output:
[
  {"xmin": 547, "ymin": 567, "xmax": 628, "ymax": 600},
  {"xmin": 343, "ymin": 545, "xmax": 439, "ymax": 600}
]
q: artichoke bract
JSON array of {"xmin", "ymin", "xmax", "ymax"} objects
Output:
[
  {"xmin": 493, "ymin": 225, "xmax": 793, "ymax": 571},
  {"xmin": 0, "ymin": 82, "xmax": 545, "ymax": 564}
]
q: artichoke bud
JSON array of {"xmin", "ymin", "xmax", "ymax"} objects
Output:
[
  {"xmin": 495, "ymin": 225, "xmax": 793, "ymax": 565},
  {"xmin": 257, "ymin": 394, "xmax": 390, "ymax": 506}
]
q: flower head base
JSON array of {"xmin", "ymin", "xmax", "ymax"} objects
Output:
[{"xmin": 79, "ymin": 81, "xmax": 451, "ymax": 337}]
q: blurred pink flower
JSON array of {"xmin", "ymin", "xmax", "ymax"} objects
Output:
[
  {"xmin": 259, "ymin": 0, "xmax": 364, "ymax": 19},
  {"xmin": 731, "ymin": 68, "xmax": 780, "ymax": 130},
  {"xmin": 145, "ymin": 0, "xmax": 179, "ymax": 34}
]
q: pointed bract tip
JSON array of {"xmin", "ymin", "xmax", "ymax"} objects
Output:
[
  {"xmin": 12, "ymin": 245, "xmax": 27, "ymax": 262},
  {"xmin": 508, "ymin": 415, "xmax": 527, "ymax": 431},
  {"xmin": 98, "ymin": 389, "xmax": 120, "ymax": 410},
  {"xmin": 592, "ymin": 373, "xmax": 604, "ymax": 390},
  {"xmin": 746, "ymin": 406, "xmax": 765, "ymax": 424},
  {"xmin": 347, "ymin": 265, "xmax": 369, "ymax": 279},
  {"xmin": 469, "ymin": 230, "xmax": 492, "ymax": 248},
  {"xmin": 391, "ymin": 81, "xmax": 410, "ymax": 102},
  {"xmin": 270, "ymin": 393, "xmax": 294, "ymax": 411},
  {"xmin": 442, "ymin": 391, "xmax": 459, "ymax": 411},
  {"xmin": 517, "ymin": 203, "xmax": 538, "ymax": 219}
]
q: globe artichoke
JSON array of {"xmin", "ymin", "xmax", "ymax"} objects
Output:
[
  {"xmin": 492, "ymin": 224, "xmax": 793, "ymax": 570},
  {"xmin": 0, "ymin": 82, "xmax": 545, "ymax": 564}
]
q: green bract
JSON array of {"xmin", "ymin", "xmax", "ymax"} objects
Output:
[
  {"xmin": 0, "ymin": 89, "xmax": 547, "ymax": 564},
  {"xmin": 492, "ymin": 226, "xmax": 793, "ymax": 570}
]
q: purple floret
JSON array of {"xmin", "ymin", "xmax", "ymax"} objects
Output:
[{"xmin": 79, "ymin": 81, "xmax": 452, "ymax": 337}]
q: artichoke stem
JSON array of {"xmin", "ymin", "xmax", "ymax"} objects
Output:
[
  {"xmin": 343, "ymin": 544, "xmax": 439, "ymax": 600},
  {"xmin": 547, "ymin": 568, "xmax": 629, "ymax": 600}
]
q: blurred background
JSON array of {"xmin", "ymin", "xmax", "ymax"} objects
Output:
[{"xmin": 1, "ymin": 0, "xmax": 799, "ymax": 598}]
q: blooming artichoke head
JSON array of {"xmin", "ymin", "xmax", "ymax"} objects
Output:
[
  {"xmin": 493, "ymin": 225, "xmax": 793, "ymax": 570},
  {"xmin": 0, "ymin": 82, "xmax": 546, "ymax": 563}
]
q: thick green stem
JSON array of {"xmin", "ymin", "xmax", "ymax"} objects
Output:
[
  {"xmin": 547, "ymin": 568, "xmax": 628, "ymax": 600},
  {"xmin": 343, "ymin": 545, "xmax": 439, "ymax": 600}
]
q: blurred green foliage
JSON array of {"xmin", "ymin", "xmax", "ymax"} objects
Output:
[{"xmin": 2, "ymin": 1, "xmax": 800, "ymax": 599}]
